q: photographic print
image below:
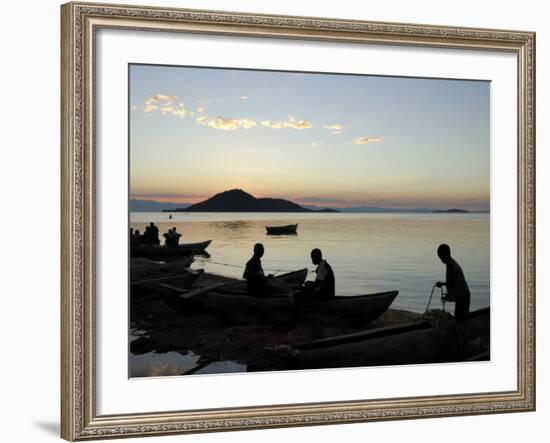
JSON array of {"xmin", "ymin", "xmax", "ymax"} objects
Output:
[{"xmin": 128, "ymin": 64, "xmax": 490, "ymax": 377}]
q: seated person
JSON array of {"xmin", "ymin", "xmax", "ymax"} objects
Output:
[
  {"xmin": 171, "ymin": 226, "xmax": 181, "ymax": 247},
  {"xmin": 147, "ymin": 222, "xmax": 160, "ymax": 245},
  {"xmin": 292, "ymin": 248, "xmax": 335, "ymax": 305},
  {"xmin": 163, "ymin": 228, "xmax": 173, "ymax": 247},
  {"xmin": 243, "ymin": 243, "xmax": 272, "ymax": 297},
  {"xmin": 132, "ymin": 229, "xmax": 142, "ymax": 247}
]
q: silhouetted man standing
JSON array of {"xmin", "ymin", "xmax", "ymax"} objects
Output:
[{"xmin": 436, "ymin": 243, "xmax": 471, "ymax": 320}]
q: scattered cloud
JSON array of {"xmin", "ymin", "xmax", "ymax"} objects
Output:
[
  {"xmin": 260, "ymin": 116, "xmax": 312, "ymax": 130},
  {"xmin": 351, "ymin": 136, "xmax": 383, "ymax": 144},
  {"xmin": 311, "ymin": 141, "xmax": 323, "ymax": 147},
  {"xmin": 196, "ymin": 106, "xmax": 206, "ymax": 114},
  {"xmin": 323, "ymin": 124, "xmax": 343, "ymax": 134},
  {"xmin": 196, "ymin": 115, "xmax": 257, "ymax": 130},
  {"xmin": 239, "ymin": 95, "xmax": 249, "ymax": 100},
  {"xmin": 141, "ymin": 94, "xmax": 187, "ymax": 118}
]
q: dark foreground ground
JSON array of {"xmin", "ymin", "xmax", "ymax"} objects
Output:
[{"xmin": 130, "ymin": 272, "xmax": 422, "ymax": 375}]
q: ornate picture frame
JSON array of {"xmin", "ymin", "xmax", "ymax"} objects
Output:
[{"xmin": 61, "ymin": 1, "xmax": 535, "ymax": 440}]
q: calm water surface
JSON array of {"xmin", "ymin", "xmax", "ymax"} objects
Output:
[{"xmin": 130, "ymin": 212, "xmax": 490, "ymax": 313}]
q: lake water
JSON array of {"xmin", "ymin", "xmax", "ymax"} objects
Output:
[{"xmin": 130, "ymin": 212, "xmax": 490, "ymax": 313}]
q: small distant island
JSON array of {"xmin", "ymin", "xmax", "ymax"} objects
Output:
[
  {"xmin": 432, "ymin": 209, "xmax": 470, "ymax": 213},
  {"xmin": 164, "ymin": 189, "xmax": 341, "ymax": 213}
]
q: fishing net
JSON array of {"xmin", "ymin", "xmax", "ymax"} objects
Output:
[{"xmin": 421, "ymin": 309, "xmax": 469, "ymax": 362}]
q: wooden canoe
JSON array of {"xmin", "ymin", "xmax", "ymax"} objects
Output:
[
  {"xmin": 266, "ymin": 224, "xmax": 298, "ymax": 235},
  {"xmin": 211, "ymin": 268, "xmax": 309, "ymax": 296},
  {"xmin": 158, "ymin": 269, "xmax": 308, "ymax": 314},
  {"xmin": 130, "ymin": 240, "xmax": 212, "ymax": 260},
  {"xmin": 130, "ymin": 270, "xmax": 201, "ymax": 302},
  {"xmin": 130, "ymin": 257, "xmax": 194, "ymax": 281},
  {"xmin": 199, "ymin": 290, "xmax": 398, "ymax": 325},
  {"xmin": 266, "ymin": 307, "xmax": 490, "ymax": 370}
]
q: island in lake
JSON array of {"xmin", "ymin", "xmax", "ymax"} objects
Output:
[
  {"xmin": 432, "ymin": 209, "xmax": 471, "ymax": 213},
  {"xmin": 164, "ymin": 189, "xmax": 341, "ymax": 213}
]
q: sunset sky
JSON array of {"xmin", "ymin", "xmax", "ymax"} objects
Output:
[{"xmin": 129, "ymin": 64, "xmax": 490, "ymax": 210}]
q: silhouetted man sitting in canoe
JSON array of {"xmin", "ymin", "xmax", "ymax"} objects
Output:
[
  {"xmin": 162, "ymin": 227, "xmax": 182, "ymax": 248},
  {"xmin": 163, "ymin": 228, "xmax": 174, "ymax": 247},
  {"xmin": 171, "ymin": 226, "xmax": 181, "ymax": 247},
  {"xmin": 243, "ymin": 243, "xmax": 273, "ymax": 297},
  {"xmin": 131, "ymin": 229, "xmax": 142, "ymax": 247},
  {"xmin": 144, "ymin": 222, "xmax": 159, "ymax": 245},
  {"xmin": 292, "ymin": 248, "xmax": 335, "ymax": 306},
  {"xmin": 436, "ymin": 243, "xmax": 471, "ymax": 320},
  {"xmin": 130, "ymin": 228, "xmax": 137, "ymax": 247}
]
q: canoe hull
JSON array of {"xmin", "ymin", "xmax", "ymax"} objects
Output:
[
  {"xmin": 159, "ymin": 269, "xmax": 309, "ymax": 315},
  {"xmin": 266, "ymin": 224, "xmax": 298, "ymax": 235},
  {"xmin": 131, "ymin": 271, "xmax": 200, "ymax": 302},
  {"xmin": 212, "ymin": 269, "xmax": 308, "ymax": 296},
  {"xmin": 268, "ymin": 307, "xmax": 490, "ymax": 370},
  {"xmin": 130, "ymin": 257, "xmax": 194, "ymax": 281},
  {"xmin": 130, "ymin": 240, "xmax": 212, "ymax": 260},
  {"xmin": 200, "ymin": 290, "xmax": 398, "ymax": 325}
]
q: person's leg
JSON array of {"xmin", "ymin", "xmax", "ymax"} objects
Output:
[
  {"xmin": 454, "ymin": 291, "xmax": 471, "ymax": 321},
  {"xmin": 292, "ymin": 286, "xmax": 315, "ymax": 308}
]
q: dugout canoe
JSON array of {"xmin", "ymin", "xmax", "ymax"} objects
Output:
[
  {"xmin": 130, "ymin": 240, "xmax": 212, "ymax": 260},
  {"xmin": 211, "ymin": 268, "xmax": 309, "ymax": 296},
  {"xmin": 201, "ymin": 289, "xmax": 398, "ymax": 325},
  {"xmin": 266, "ymin": 224, "xmax": 298, "ymax": 235},
  {"xmin": 160, "ymin": 281, "xmax": 397, "ymax": 326},
  {"xmin": 266, "ymin": 307, "xmax": 490, "ymax": 370},
  {"xmin": 158, "ymin": 269, "xmax": 308, "ymax": 314},
  {"xmin": 130, "ymin": 270, "xmax": 201, "ymax": 302},
  {"xmin": 130, "ymin": 257, "xmax": 194, "ymax": 281}
]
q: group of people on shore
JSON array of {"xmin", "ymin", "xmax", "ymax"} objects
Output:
[
  {"xmin": 130, "ymin": 222, "xmax": 182, "ymax": 248},
  {"xmin": 242, "ymin": 242, "xmax": 471, "ymax": 320}
]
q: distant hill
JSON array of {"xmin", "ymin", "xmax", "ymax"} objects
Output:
[
  {"xmin": 432, "ymin": 208, "xmax": 470, "ymax": 213},
  {"xmin": 129, "ymin": 199, "xmax": 189, "ymax": 212},
  {"xmin": 179, "ymin": 189, "xmax": 340, "ymax": 213}
]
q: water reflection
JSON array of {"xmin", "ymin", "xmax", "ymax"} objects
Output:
[
  {"xmin": 194, "ymin": 360, "xmax": 247, "ymax": 375},
  {"xmin": 130, "ymin": 351, "xmax": 200, "ymax": 377},
  {"xmin": 129, "ymin": 329, "xmax": 248, "ymax": 377},
  {"xmin": 215, "ymin": 220, "xmax": 252, "ymax": 231},
  {"xmin": 130, "ymin": 213, "xmax": 490, "ymax": 313}
]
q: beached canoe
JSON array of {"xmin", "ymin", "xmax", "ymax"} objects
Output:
[
  {"xmin": 130, "ymin": 240, "xmax": 212, "ymax": 260},
  {"xmin": 211, "ymin": 268, "xmax": 309, "ymax": 296},
  {"xmin": 160, "ymin": 277, "xmax": 397, "ymax": 325},
  {"xmin": 131, "ymin": 270, "xmax": 201, "ymax": 302},
  {"xmin": 202, "ymin": 289, "xmax": 398, "ymax": 325},
  {"xmin": 157, "ymin": 269, "xmax": 308, "ymax": 314},
  {"xmin": 130, "ymin": 257, "xmax": 194, "ymax": 281},
  {"xmin": 266, "ymin": 307, "xmax": 490, "ymax": 370},
  {"xmin": 266, "ymin": 224, "xmax": 298, "ymax": 235}
]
